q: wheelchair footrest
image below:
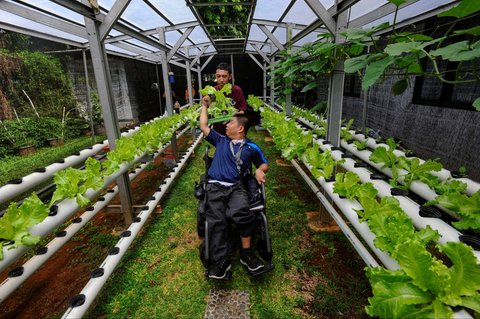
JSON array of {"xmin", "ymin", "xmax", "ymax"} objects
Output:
[
  {"xmin": 248, "ymin": 262, "xmax": 274, "ymax": 277},
  {"xmin": 205, "ymin": 270, "xmax": 232, "ymax": 281}
]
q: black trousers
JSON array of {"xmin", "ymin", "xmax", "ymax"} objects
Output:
[{"xmin": 206, "ymin": 182, "xmax": 255, "ymax": 262}]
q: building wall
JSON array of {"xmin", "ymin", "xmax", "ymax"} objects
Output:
[
  {"xmin": 342, "ymin": 76, "xmax": 480, "ymax": 181},
  {"xmin": 66, "ymin": 54, "xmax": 162, "ymax": 125}
]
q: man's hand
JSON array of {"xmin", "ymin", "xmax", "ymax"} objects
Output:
[
  {"xmin": 255, "ymin": 168, "xmax": 266, "ymax": 184},
  {"xmin": 202, "ymin": 95, "xmax": 211, "ymax": 107}
]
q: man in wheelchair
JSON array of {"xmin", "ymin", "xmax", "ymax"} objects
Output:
[{"xmin": 198, "ymin": 95, "xmax": 270, "ymax": 280}]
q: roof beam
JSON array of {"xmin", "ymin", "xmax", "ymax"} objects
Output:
[
  {"xmin": 258, "ymin": 25, "xmax": 285, "ymax": 51},
  {"xmin": 304, "ymin": 0, "xmax": 335, "ymax": 34},
  {"xmin": 201, "ymin": 55, "xmax": 215, "ymax": 71},
  {"xmin": 166, "ymin": 27, "xmax": 194, "ymax": 61},
  {"xmin": 252, "ymin": 19, "xmax": 308, "ymax": 30},
  {"xmin": 289, "ymin": 0, "xmax": 360, "ymax": 47},
  {"xmin": 50, "ymin": 0, "xmax": 97, "ymax": 19},
  {"xmin": 50, "ymin": 0, "xmax": 189, "ymax": 60},
  {"xmin": 349, "ymin": 0, "xmax": 420, "ymax": 28},
  {"xmin": 99, "ymin": 0, "xmax": 132, "ymax": 41},
  {"xmin": 251, "ymin": 43, "xmax": 269, "ymax": 62},
  {"xmin": 0, "ymin": 21, "xmax": 84, "ymax": 47},
  {"xmin": 191, "ymin": 45, "xmax": 209, "ymax": 65},
  {"xmin": 248, "ymin": 53, "xmax": 265, "ymax": 70},
  {"xmin": 113, "ymin": 41, "xmax": 160, "ymax": 62},
  {"xmin": 187, "ymin": 2, "xmax": 253, "ymax": 7},
  {"xmin": 1, "ymin": 1, "xmax": 87, "ymax": 39}
]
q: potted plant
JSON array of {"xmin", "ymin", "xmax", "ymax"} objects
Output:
[{"xmin": 16, "ymin": 136, "xmax": 36, "ymax": 156}]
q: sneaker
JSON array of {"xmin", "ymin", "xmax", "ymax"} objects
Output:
[
  {"xmin": 240, "ymin": 250, "xmax": 265, "ymax": 272},
  {"xmin": 208, "ymin": 258, "xmax": 231, "ymax": 280}
]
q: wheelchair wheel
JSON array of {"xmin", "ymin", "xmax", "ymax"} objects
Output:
[{"xmin": 199, "ymin": 242, "xmax": 207, "ymax": 267}]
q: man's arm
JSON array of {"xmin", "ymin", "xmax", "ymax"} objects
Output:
[
  {"xmin": 255, "ymin": 163, "xmax": 269, "ymax": 184},
  {"xmin": 200, "ymin": 95, "xmax": 211, "ymax": 136}
]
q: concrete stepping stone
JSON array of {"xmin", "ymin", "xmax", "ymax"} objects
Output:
[{"xmin": 204, "ymin": 289, "xmax": 250, "ymax": 319}]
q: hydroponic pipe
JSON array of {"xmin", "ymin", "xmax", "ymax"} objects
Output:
[
  {"xmin": 0, "ymin": 115, "xmax": 167, "ymax": 205},
  {"xmin": 62, "ymin": 133, "xmax": 203, "ymax": 319},
  {"xmin": 294, "ymin": 109, "xmax": 480, "ymax": 196},
  {"xmin": 0, "ymin": 124, "xmax": 187, "ymax": 272},
  {"xmin": 0, "ymin": 125, "xmax": 188, "ymax": 302},
  {"xmin": 300, "ymin": 159, "xmax": 399, "ymax": 270},
  {"xmin": 348, "ymin": 130, "xmax": 480, "ymax": 196},
  {"xmin": 290, "ymin": 159, "xmax": 380, "ymax": 268},
  {"xmin": 296, "ymin": 114, "xmax": 464, "ymax": 219},
  {"xmin": 318, "ymin": 140, "xmax": 462, "ymax": 241},
  {"xmin": 314, "ymin": 138, "xmax": 480, "ymax": 262}
]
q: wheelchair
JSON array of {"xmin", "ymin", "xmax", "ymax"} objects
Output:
[{"xmin": 195, "ymin": 145, "xmax": 274, "ymax": 279}]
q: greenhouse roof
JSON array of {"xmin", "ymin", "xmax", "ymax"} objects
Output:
[{"xmin": 0, "ymin": 0, "xmax": 460, "ymax": 65}]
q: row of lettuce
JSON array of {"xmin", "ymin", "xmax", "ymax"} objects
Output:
[
  {"xmin": 0, "ymin": 106, "xmax": 200, "ymax": 260},
  {"xmin": 248, "ymin": 95, "xmax": 479, "ymax": 318},
  {"xmin": 0, "ymin": 83, "xmax": 238, "ymax": 261}
]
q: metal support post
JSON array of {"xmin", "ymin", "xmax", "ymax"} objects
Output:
[
  {"xmin": 230, "ymin": 54, "xmax": 235, "ymax": 86},
  {"xmin": 285, "ymin": 24, "xmax": 293, "ymax": 116},
  {"xmin": 263, "ymin": 60, "xmax": 267, "ymax": 100},
  {"xmin": 198, "ymin": 62, "xmax": 203, "ymax": 99},
  {"xmin": 326, "ymin": 10, "xmax": 349, "ymax": 147},
  {"xmin": 83, "ymin": 7, "xmax": 133, "ymax": 226},
  {"xmin": 155, "ymin": 64, "xmax": 164, "ymax": 115},
  {"xmin": 185, "ymin": 46, "xmax": 194, "ymax": 106},
  {"xmin": 270, "ymin": 54, "xmax": 275, "ymax": 106},
  {"xmin": 158, "ymin": 27, "xmax": 178, "ymax": 160},
  {"xmin": 82, "ymin": 49, "xmax": 96, "ymax": 144}
]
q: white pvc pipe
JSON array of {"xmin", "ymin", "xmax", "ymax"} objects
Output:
[
  {"xmin": 62, "ymin": 133, "xmax": 203, "ymax": 319},
  {"xmin": 0, "ymin": 123, "xmax": 186, "ymax": 272},
  {"xmin": 0, "ymin": 127, "xmax": 191, "ymax": 301},
  {"xmin": 0, "ymin": 115, "xmax": 167, "ymax": 205},
  {"xmin": 349, "ymin": 131, "xmax": 480, "ymax": 196},
  {"xmin": 291, "ymin": 159, "xmax": 380, "ymax": 268}
]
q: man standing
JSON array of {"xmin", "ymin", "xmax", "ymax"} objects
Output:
[
  {"xmin": 213, "ymin": 62, "xmax": 247, "ymax": 135},
  {"xmin": 199, "ymin": 93, "xmax": 269, "ymax": 280}
]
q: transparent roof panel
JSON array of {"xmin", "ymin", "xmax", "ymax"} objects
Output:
[
  {"xmin": 273, "ymin": 28, "xmax": 287, "ymax": 44},
  {"xmin": 282, "ymin": 0, "xmax": 318, "ymax": 25},
  {"xmin": 121, "ymin": 0, "xmax": 169, "ymax": 30},
  {"xmin": 362, "ymin": 0, "xmax": 455, "ymax": 29},
  {"xmin": 0, "ymin": 10, "xmax": 86, "ymax": 43},
  {"xmin": 349, "ymin": 0, "xmax": 389, "ymax": 21},
  {"xmin": 124, "ymin": 38, "xmax": 159, "ymax": 52},
  {"xmin": 19, "ymin": 0, "xmax": 86, "ymax": 26},
  {"xmin": 149, "ymin": 0, "xmax": 196, "ymax": 24},
  {"xmin": 248, "ymin": 24, "xmax": 268, "ymax": 42},
  {"xmin": 106, "ymin": 43, "xmax": 139, "ymax": 56},
  {"xmin": 254, "ymin": 0, "xmax": 291, "ymax": 21},
  {"xmin": 189, "ymin": 26, "xmax": 210, "ymax": 44}
]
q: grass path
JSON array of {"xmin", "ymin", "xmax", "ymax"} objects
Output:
[{"xmin": 86, "ymin": 129, "xmax": 370, "ymax": 319}]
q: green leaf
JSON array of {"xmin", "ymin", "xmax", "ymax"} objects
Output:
[
  {"xmin": 208, "ymin": 115, "xmax": 233, "ymax": 124},
  {"xmin": 473, "ymin": 97, "xmax": 480, "ymax": 111},
  {"xmin": 333, "ymin": 172, "xmax": 361, "ymax": 199},
  {"xmin": 437, "ymin": 242, "xmax": 480, "ymax": 299},
  {"xmin": 301, "ymin": 59, "xmax": 327, "ymax": 73},
  {"xmin": 388, "ymin": 0, "xmax": 408, "ymax": 6},
  {"xmin": 199, "ymin": 85, "xmax": 216, "ymax": 95},
  {"xmin": 458, "ymin": 294, "xmax": 480, "ymax": 313},
  {"xmin": 362, "ymin": 56, "xmax": 396, "ymax": 90},
  {"xmin": 301, "ymin": 82, "xmax": 318, "ymax": 93},
  {"xmin": 454, "ymin": 25, "xmax": 480, "ymax": 36},
  {"xmin": 393, "ymin": 241, "xmax": 449, "ymax": 295},
  {"xmin": 366, "ymin": 267, "xmax": 433, "ymax": 319},
  {"xmin": 438, "ymin": 0, "xmax": 480, "ymax": 18},
  {"xmin": 430, "ymin": 40, "xmax": 480, "ymax": 62},
  {"xmin": 344, "ymin": 55, "xmax": 370, "ymax": 73},
  {"xmin": 392, "ymin": 79, "xmax": 408, "ymax": 95}
]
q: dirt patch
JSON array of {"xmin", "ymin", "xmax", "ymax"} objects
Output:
[
  {"xmin": 0, "ymin": 132, "xmax": 196, "ymax": 319},
  {"xmin": 306, "ymin": 211, "xmax": 340, "ymax": 232}
]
